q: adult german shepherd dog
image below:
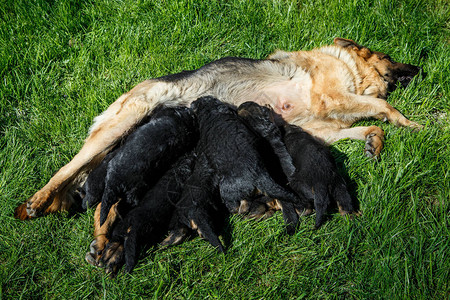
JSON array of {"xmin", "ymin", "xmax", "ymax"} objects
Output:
[{"xmin": 14, "ymin": 38, "xmax": 422, "ymax": 221}]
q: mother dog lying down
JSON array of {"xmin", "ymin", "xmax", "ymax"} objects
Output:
[{"xmin": 14, "ymin": 37, "xmax": 422, "ymax": 220}]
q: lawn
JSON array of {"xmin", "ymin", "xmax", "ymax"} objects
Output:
[{"xmin": 1, "ymin": 0, "xmax": 449, "ymax": 298}]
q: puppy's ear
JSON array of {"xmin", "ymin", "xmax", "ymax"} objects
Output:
[{"xmin": 268, "ymin": 50, "xmax": 291, "ymax": 60}]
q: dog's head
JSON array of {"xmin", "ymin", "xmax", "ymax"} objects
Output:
[{"xmin": 334, "ymin": 38, "xmax": 423, "ymax": 94}]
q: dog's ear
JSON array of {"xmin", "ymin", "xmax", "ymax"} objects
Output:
[
  {"xmin": 268, "ymin": 50, "xmax": 291, "ymax": 60},
  {"xmin": 334, "ymin": 38, "xmax": 372, "ymax": 59},
  {"xmin": 334, "ymin": 37, "xmax": 361, "ymax": 49}
]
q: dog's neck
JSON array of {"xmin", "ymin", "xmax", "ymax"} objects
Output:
[
  {"xmin": 318, "ymin": 45, "xmax": 362, "ymax": 87},
  {"xmin": 318, "ymin": 45, "xmax": 387, "ymax": 98}
]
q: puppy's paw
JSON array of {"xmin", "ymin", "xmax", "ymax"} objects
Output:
[
  {"xmin": 100, "ymin": 241, "xmax": 124, "ymax": 275},
  {"xmin": 161, "ymin": 227, "xmax": 190, "ymax": 247},
  {"xmin": 295, "ymin": 207, "xmax": 313, "ymax": 217},
  {"xmin": 85, "ymin": 235, "xmax": 109, "ymax": 267},
  {"xmin": 339, "ymin": 209, "xmax": 362, "ymax": 220}
]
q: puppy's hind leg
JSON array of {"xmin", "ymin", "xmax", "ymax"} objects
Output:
[
  {"xmin": 255, "ymin": 176, "xmax": 305, "ymax": 234},
  {"xmin": 333, "ymin": 181, "xmax": 359, "ymax": 217},
  {"xmin": 190, "ymin": 216, "xmax": 225, "ymax": 253},
  {"xmin": 85, "ymin": 202, "xmax": 120, "ymax": 267}
]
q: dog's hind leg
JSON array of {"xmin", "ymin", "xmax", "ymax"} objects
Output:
[{"xmin": 15, "ymin": 80, "xmax": 179, "ymax": 219}]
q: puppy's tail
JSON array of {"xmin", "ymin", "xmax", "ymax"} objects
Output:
[
  {"xmin": 312, "ymin": 185, "xmax": 330, "ymax": 229},
  {"xmin": 277, "ymin": 200, "xmax": 299, "ymax": 235},
  {"xmin": 296, "ymin": 182, "xmax": 331, "ymax": 229}
]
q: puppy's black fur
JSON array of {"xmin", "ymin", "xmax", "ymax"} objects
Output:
[
  {"xmin": 162, "ymin": 152, "xmax": 228, "ymax": 252},
  {"xmin": 98, "ymin": 105, "xmax": 198, "ymax": 225},
  {"xmin": 81, "ymin": 148, "xmax": 118, "ymax": 210},
  {"xmin": 99, "ymin": 151, "xmax": 197, "ymax": 273},
  {"xmin": 237, "ymin": 102, "xmax": 356, "ymax": 228},
  {"xmin": 283, "ymin": 123, "xmax": 357, "ymax": 228},
  {"xmin": 166, "ymin": 97, "xmax": 301, "ymax": 240}
]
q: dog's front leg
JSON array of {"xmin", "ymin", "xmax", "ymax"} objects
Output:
[
  {"xmin": 346, "ymin": 94, "xmax": 422, "ymax": 129},
  {"xmin": 14, "ymin": 80, "xmax": 175, "ymax": 219},
  {"xmin": 305, "ymin": 124, "xmax": 385, "ymax": 158}
]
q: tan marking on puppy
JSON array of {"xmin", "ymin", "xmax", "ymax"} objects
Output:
[{"xmin": 85, "ymin": 202, "xmax": 119, "ymax": 267}]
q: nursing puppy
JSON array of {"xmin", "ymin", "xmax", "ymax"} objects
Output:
[
  {"xmin": 282, "ymin": 123, "xmax": 358, "ymax": 228},
  {"xmin": 163, "ymin": 97, "xmax": 302, "ymax": 248},
  {"xmin": 97, "ymin": 152, "xmax": 196, "ymax": 274},
  {"xmin": 238, "ymin": 102, "xmax": 357, "ymax": 228},
  {"xmin": 96, "ymin": 105, "xmax": 198, "ymax": 226}
]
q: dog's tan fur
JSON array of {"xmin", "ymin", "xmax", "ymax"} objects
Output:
[{"xmin": 14, "ymin": 38, "xmax": 421, "ymax": 220}]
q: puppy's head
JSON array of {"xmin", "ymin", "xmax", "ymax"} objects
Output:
[
  {"xmin": 334, "ymin": 37, "xmax": 423, "ymax": 95},
  {"xmin": 191, "ymin": 96, "xmax": 236, "ymax": 116},
  {"xmin": 237, "ymin": 101, "xmax": 271, "ymax": 118},
  {"xmin": 237, "ymin": 101, "xmax": 285, "ymax": 127},
  {"xmin": 151, "ymin": 105, "xmax": 198, "ymax": 132}
]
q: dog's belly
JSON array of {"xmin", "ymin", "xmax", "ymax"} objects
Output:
[{"xmin": 248, "ymin": 75, "xmax": 313, "ymax": 122}]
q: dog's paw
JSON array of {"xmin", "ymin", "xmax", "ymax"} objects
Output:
[
  {"xmin": 364, "ymin": 126, "xmax": 384, "ymax": 158},
  {"xmin": 100, "ymin": 241, "xmax": 124, "ymax": 275},
  {"xmin": 14, "ymin": 203, "xmax": 31, "ymax": 220},
  {"xmin": 23, "ymin": 190, "xmax": 54, "ymax": 218},
  {"xmin": 408, "ymin": 121, "xmax": 423, "ymax": 131}
]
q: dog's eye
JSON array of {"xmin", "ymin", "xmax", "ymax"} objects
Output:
[{"xmin": 282, "ymin": 103, "xmax": 292, "ymax": 110}]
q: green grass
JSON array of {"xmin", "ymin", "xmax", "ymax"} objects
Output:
[{"xmin": 1, "ymin": 0, "xmax": 449, "ymax": 298}]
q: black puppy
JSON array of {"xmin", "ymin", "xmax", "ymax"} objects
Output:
[
  {"xmin": 163, "ymin": 97, "xmax": 302, "ymax": 247},
  {"xmin": 237, "ymin": 102, "xmax": 357, "ymax": 228},
  {"xmin": 80, "ymin": 148, "xmax": 118, "ymax": 210},
  {"xmin": 161, "ymin": 152, "xmax": 228, "ymax": 252},
  {"xmin": 92, "ymin": 105, "xmax": 198, "ymax": 225},
  {"xmin": 98, "ymin": 151, "xmax": 197, "ymax": 274},
  {"xmin": 283, "ymin": 123, "xmax": 358, "ymax": 227}
]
